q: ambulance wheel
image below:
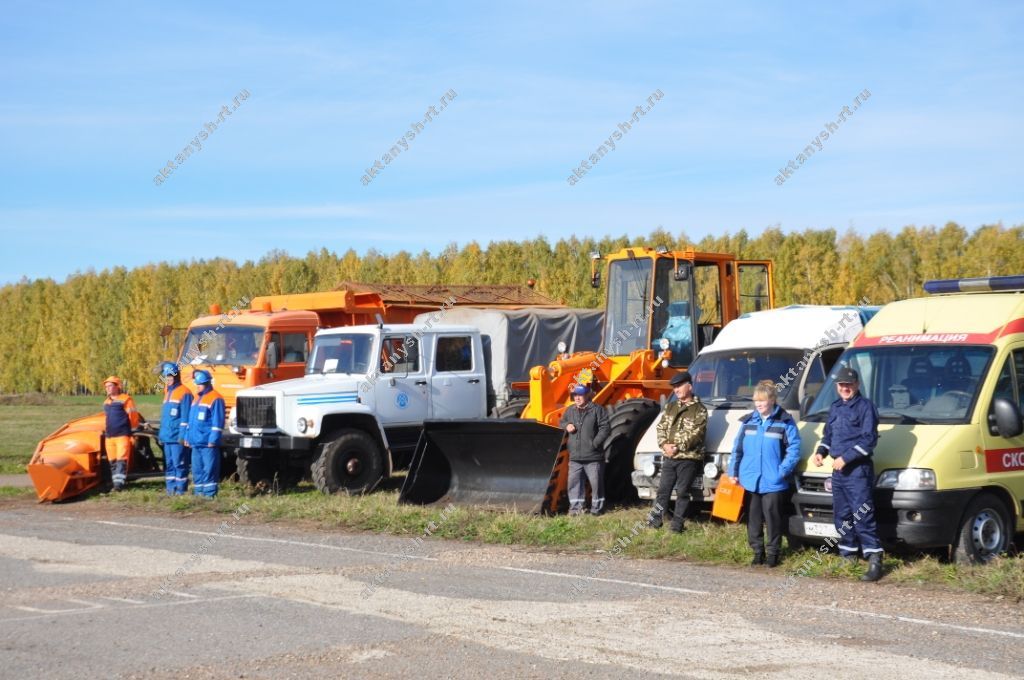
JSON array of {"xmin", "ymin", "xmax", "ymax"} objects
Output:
[
  {"xmin": 312, "ymin": 429, "xmax": 384, "ymax": 495},
  {"xmin": 953, "ymin": 494, "xmax": 1012, "ymax": 565},
  {"xmin": 603, "ymin": 399, "xmax": 660, "ymax": 505},
  {"xmin": 237, "ymin": 457, "xmax": 275, "ymax": 494}
]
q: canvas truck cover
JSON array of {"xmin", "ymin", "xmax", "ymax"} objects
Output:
[{"xmin": 413, "ymin": 307, "xmax": 604, "ymax": 406}]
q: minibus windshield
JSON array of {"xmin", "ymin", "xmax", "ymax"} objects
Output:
[
  {"xmin": 691, "ymin": 349, "xmax": 806, "ymax": 404},
  {"xmin": 803, "ymin": 345, "xmax": 994, "ymax": 424}
]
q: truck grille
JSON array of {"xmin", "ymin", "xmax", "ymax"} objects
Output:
[
  {"xmin": 798, "ymin": 475, "xmax": 831, "ymax": 494},
  {"xmin": 236, "ymin": 396, "xmax": 276, "ymax": 429}
]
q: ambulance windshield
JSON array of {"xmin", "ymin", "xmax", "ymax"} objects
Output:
[{"xmin": 803, "ymin": 346, "xmax": 994, "ymax": 424}]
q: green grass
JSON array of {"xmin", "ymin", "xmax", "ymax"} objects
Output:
[
  {"xmin": 0, "ymin": 486, "xmax": 34, "ymax": 498},
  {"xmin": 0, "ymin": 394, "xmax": 162, "ymax": 474},
  {"xmin": 92, "ymin": 478, "xmax": 1024, "ymax": 601}
]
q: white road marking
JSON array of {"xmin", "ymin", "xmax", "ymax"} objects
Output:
[
  {"xmin": 100, "ymin": 596, "xmax": 147, "ymax": 604},
  {"xmin": 89, "ymin": 519, "xmax": 438, "ymax": 562},
  {"xmin": 11, "ymin": 599, "xmax": 105, "ymax": 614},
  {"xmin": 0, "ymin": 594, "xmax": 258, "ymax": 624},
  {"xmin": 165, "ymin": 590, "xmax": 199, "ymax": 599},
  {"xmin": 797, "ymin": 603, "xmax": 1024, "ymax": 640},
  {"xmin": 496, "ymin": 565, "xmax": 710, "ymax": 595}
]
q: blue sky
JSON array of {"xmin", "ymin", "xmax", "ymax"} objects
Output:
[{"xmin": 1, "ymin": 1, "xmax": 1021, "ymax": 284}]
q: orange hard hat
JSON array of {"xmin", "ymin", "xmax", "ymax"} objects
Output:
[{"xmin": 103, "ymin": 376, "xmax": 122, "ymax": 388}]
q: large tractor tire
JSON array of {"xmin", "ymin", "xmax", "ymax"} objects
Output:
[
  {"xmin": 491, "ymin": 398, "xmax": 529, "ymax": 419},
  {"xmin": 312, "ymin": 429, "xmax": 385, "ymax": 495},
  {"xmin": 952, "ymin": 493, "xmax": 1013, "ymax": 565},
  {"xmin": 603, "ymin": 398, "xmax": 660, "ymax": 506}
]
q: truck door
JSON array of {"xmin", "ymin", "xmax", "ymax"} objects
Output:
[
  {"xmin": 430, "ymin": 334, "xmax": 486, "ymax": 418},
  {"xmin": 374, "ymin": 333, "xmax": 430, "ymax": 426}
]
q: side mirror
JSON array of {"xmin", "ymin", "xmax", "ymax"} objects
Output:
[
  {"xmin": 590, "ymin": 271, "xmax": 601, "ymax": 289},
  {"xmin": 992, "ymin": 397, "xmax": 1023, "ymax": 438},
  {"xmin": 266, "ymin": 341, "xmax": 279, "ymax": 370},
  {"xmin": 674, "ymin": 262, "xmax": 691, "ymax": 282},
  {"xmin": 800, "ymin": 394, "xmax": 815, "ymax": 417}
]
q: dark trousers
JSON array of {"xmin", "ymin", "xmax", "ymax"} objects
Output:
[
  {"xmin": 652, "ymin": 458, "xmax": 699, "ymax": 530},
  {"xmin": 748, "ymin": 491, "xmax": 785, "ymax": 556},
  {"xmin": 568, "ymin": 460, "xmax": 605, "ymax": 513},
  {"xmin": 832, "ymin": 461, "xmax": 882, "ymax": 556}
]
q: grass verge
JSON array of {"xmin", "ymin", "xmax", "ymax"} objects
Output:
[{"xmin": 89, "ymin": 478, "xmax": 1024, "ymax": 602}]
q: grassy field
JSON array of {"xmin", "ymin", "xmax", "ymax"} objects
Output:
[
  {"xmin": 3, "ymin": 395, "xmax": 1022, "ymax": 601},
  {"xmin": 0, "ymin": 393, "xmax": 163, "ymax": 474}
]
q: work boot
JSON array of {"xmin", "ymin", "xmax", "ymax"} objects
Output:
[
  {"xmin": 669, "ymin": 524, "xmax": 685, "ymax": 534},
  {"xmin": 750, "ymin": 551, "xmax": 765, "ymax": 567},
  {"xmin": 647, "ymin": 514, "xmax": 663, "ymax": 529},
  {"xmin": 842, "ymin": 554, "xmax": 859, "ymax": 565},
  {"xmin": 766, "ymin": 553, "xmax": 780, "ymax": 568},
  {"xmin": 861, "ymin": 553, "xmax": 883, "ymax": 582}
]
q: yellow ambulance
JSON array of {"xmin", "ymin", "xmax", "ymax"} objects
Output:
[{"xmin": 790, "ymin": 275, "xmax": 1024, "ymax": 563}]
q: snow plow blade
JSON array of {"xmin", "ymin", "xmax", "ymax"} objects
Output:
[
  {"xmin": 26, "ymin": 413, "xmax": 107, "ymax": 502},
  {"xmin": 399, "ymin": 419, "xmax": 570, "ymax": 514}
]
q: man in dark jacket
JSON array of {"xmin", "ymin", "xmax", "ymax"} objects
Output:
[
  {"xmin": 813, "ymin": 366, "xmax": 883, "ymax": 582},
  {"xmin": 560, "ymin": 383, "xmax": 610, "ymax": 516},
  {"xmin": 648, "ymin": 371, "xmax": 708, "ymax": 532}
]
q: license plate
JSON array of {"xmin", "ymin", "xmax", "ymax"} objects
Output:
[
  {"xmin": 241, "ymin": 437, "xmax": 262, "ymax": 448},
  {"xmin": 804, "ymin": 521, "xmax": 839, "ymax": 538}
]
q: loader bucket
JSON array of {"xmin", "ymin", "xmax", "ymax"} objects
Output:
[
  {"xmin": 400, "ymin": 419, "xmax": 570, "ymax": 514},
  {"xmin": 26, "ymin": 413, "xmax": 107, "ymax": 502}
]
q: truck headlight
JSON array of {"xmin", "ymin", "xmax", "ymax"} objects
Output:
[
  {"xmin": 703, "ymin": 462, "xmax": 719, "ymax": 478},
  {"xmin": 296, "ymin": 417, "xmax": 308, "ymax": 434},
  {"xmin": 876, "ymin": 468, "xmax": 936, "ymax": 490},
  {"xmin": 642, "ymin": 459, "xmax": 657, "ymax": 477}
]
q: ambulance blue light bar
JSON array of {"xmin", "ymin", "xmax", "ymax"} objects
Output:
[{"xmin": 924, "ymin": 276, "xmax": 1024, "ymax": 295}]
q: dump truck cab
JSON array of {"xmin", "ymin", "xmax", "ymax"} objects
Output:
[
  {"xmin": 791, "ymin": 276, "xmax": 1024, "ymax": 564},
  {"xmin": 232, "ymin": 323, "xmax": 488, "ymax": 493},
  {"xmin": 631, "ymin": 305, "xmax": 876, "ymax": 503}
]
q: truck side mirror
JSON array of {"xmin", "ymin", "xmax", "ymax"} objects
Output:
[
  {"xmin": 674, "ymin": 262, "xmax": 691, "ymax": 282},
  {"xmin": 992, "ymin": 397, "xmax": 1023, "ymax": 438},
  {"xmin": 266, "ymin": 341, "xmax": 279, "ymax": 370}
]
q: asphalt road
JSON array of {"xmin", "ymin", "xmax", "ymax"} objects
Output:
[{"xmin": 1, "ymin": 501, "xmax": 1022, "ymax": 679}]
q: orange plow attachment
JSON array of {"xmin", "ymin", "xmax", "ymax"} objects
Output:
[{"xmin": 26, "ymin": 413, "xmax": 123, "ymax": 502}]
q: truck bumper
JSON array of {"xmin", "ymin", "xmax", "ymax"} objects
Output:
[
  {"xmin": 235, "ymin": 434, "xmax": 313, "ymax": 459},
  {"xmin": 631, "ymin": 470, "xmax": 708, "ymax": 501},
  {"xmin": 789, "ymin": 488, "xmax": 977, "ymax": 549}
]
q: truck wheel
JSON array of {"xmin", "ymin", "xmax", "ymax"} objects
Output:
[
  {"xmin": 953, "ymin": 493, "xmax": 1012, "ymax": 565},
  {"xmin": 603, "ymin": 399, "xmax": 660, "ymax": 505},
  {"xmin": 492, "ymin": 398, "xmax": 529, "ymax": 419},
  {"xmin": 312, "ymin": 429, "xmax": 384, "ymax": 495},
  {"xmin": 237, "ymin": 457, "xmax": 275, "ymax": 494}
]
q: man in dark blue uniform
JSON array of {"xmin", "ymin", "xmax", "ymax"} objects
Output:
[{"xmin": 813, "ymin": 366, "xmax": 884, "ymax": 582}]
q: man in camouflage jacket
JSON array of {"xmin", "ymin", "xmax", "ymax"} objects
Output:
[{"xmin": 649, "ymin": 371, "xmax": 708, "ymax": 532}]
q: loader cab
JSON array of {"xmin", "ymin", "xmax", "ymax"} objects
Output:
[{"xmin": 600, "ymin": 250, "xmax": 773, "ymax": 367}]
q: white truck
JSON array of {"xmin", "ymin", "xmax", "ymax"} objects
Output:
[
  {"xmin": 631, "ymin": 305, "xmax": 877, "ymax": 503},
  {"xmin": 231, "ymin": 308, "xmax": 602, "ymax": 494}
]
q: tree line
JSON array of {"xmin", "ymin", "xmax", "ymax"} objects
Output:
[{"xmin": 2, "ymin": 222, "xmax": 1021, "ymax": 395}]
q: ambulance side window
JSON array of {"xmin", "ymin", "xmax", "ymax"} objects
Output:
[{"xmin": 992, "ymin": 350, "xmax": 1024, "ymax": 412}]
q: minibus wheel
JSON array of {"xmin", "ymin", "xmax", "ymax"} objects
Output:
[{"xmin": 953, "ymin": 494, "xmax": 1011, "ymax": 565}]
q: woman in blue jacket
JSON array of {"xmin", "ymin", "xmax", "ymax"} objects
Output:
[{"xmin": 728, "ymin": 380, "xmax": 801, "ymax": 567}]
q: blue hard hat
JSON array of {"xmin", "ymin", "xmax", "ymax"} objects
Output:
[
  {"xmin": 160, "ymin": 361, "xmax": 179, "ymax": 377},
  {"xmin": 193, "ymin": 369, "xmax": 213, "ymax": 385},
  {"xmin": 570, "ymin": 384, "xmax": 591, "ymax": 396}
]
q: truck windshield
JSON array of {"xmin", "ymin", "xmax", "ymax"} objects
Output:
[
  {"xmin": 691, "ymin": 349, "xmax": 805, "ymax": 403},
  {"xmin": 181, "ymin": 326, "xmax": 264, "ymax": 366},
  {"xmin": 602, "ymin": 256, "xmax": 653, "ymax": 356},
  {"xmin": 803, "ymin": 345, "xmax": 994, "ymax": 424},
  {"xmin": 650, "ymin": 258, "xmax": 698, "ymax": 366},
  {"xmin": 307, "ymin": 334, "xmax": 374, "ymax": 375}
]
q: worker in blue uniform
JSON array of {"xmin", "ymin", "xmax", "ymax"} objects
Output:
[
  {"xmin": 159, "ymin": 362, "xmax": 193, "ymax": 495},
  {"xmin": 813, "ymin": 366, "xmax": 884, "ymax": 582},
  {"xmin": 185, "ymin": 369, "xmax": 225, "ymax": 498}
]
